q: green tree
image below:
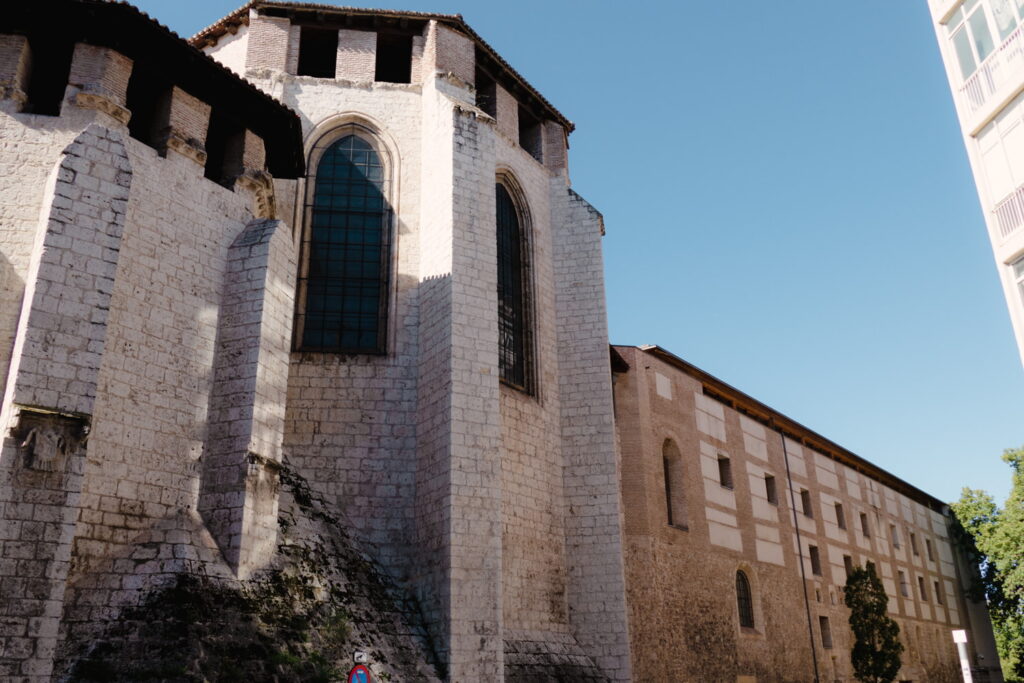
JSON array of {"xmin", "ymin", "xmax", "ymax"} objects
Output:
[
  {"xmin": 951, "ymin": 445, "xmax": 1024, "ymax": 682},
  {"xmin": 844, "ymin": 561, "xmax": 903, "ymax": 683}
]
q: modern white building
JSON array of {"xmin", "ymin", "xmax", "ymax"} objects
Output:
[{"xmin": 928, "ymin": 0, "xmax": 1024, "ymax": 366}]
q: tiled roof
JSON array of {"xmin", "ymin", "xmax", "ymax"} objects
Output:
[{"xmin": 189, "ymin": 1, "xmax": 575, "ymax": 132}]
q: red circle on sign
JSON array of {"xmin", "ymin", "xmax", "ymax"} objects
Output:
[{"xmin": 348, "ymin": 664, "xmax": 372, "ymax": 683}]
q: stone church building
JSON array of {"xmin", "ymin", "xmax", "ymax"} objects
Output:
[{"xmin": 0, "ymin": 1, "xmax": 1002, "ymax": 681}]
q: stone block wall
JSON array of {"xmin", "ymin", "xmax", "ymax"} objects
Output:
[
  {"xmin": 199, "ymin": 218, "xmax": 295, "ymax": 579},
  {"xmin": 0, "ymin": 122, "xmax": 130, "ymax": 681},
  {"xmin": 552, "ymin": 187, "xmax": 633, "ymax": 681}
]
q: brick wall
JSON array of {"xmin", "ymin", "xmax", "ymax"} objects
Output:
[{"xmin": 614, "ymin": 345, "xmax": 986, "ymax": 682}]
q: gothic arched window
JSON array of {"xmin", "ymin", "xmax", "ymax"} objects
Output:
[
  {"xmin": 736, "ymin": 570, "xmax": 755, "ymax": 628},
  {"xmin": 297, "ymin": 134, "xmax": 391, "ymax": 352},
  {"xmin": 496, "ymin": 182, "xmax": 531, "ymax": 391}
]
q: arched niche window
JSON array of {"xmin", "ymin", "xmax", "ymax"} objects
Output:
[
  {"xmin": 296, "ymin": 131, "xmax": 392, "ymax": 352},
  {"xmin": 496, "ymin": 180, "xmax": 533, "ymax": 391},
  {"xmin": 663, "ymin": 438, "xmax": 687, "ymax": 529},
  {"xmin": 736, "ymin": 570, "xmax": 755, "ymax": 629}
]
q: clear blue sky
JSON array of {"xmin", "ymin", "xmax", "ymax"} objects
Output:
[{"xmin": 138, "ymin": 0, "xmax": 1024, "ymax": 505}]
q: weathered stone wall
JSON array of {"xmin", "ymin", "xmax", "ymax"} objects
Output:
[{"xmin": 614, "ymin": 345, "xmax": 987, "ymax": 682}]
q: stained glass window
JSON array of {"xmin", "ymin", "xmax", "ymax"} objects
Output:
[
  {"xmin": 298, "ymin": 135, "xmax": 390, "ymax": 352},
  {"xmin": 496, "ymin": 183, "xmax": 530, "ymax": 390}
]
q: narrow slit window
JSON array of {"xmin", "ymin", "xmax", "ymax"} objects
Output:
[
  {"xmin": 297, "ymin": 27, "xmax": 338, "ymax": 78},
  {"xmin": 860, "ymin": 512, "xmax": 871, "ymax": 538},
  {"xmin": 496, "ymin": 182, "xmax": 531, "ymax": 391},
  {"xmin": 125, "ymin": 63, "xmax": 171, "ymax": 150},
  {"xmin": 801, "ymin": 489, "xmax": 813, "ymax": 518},
  {"xmin": 843, "ymin": 554, "xmax": 854, "ymax": 579},
  {"xmin": 899, "ymin": 570, "xmax": 909, "ymax": 597},
  {"xmin": 736, "ymin": 570, "xmax": 754, "ymax": 629},
  {"xmin": 517, "ymin": 104, "xmax": 543, "ymax": 163},
  {"xmin": 926, "ymin": 538, "xmax": 935, "ymax": 562},
  {"xmin": 890, "ymin": 524, "xmax": 901, "ymax": 549},
  {"xmin": 717, "ymin": 456, "xmax": 733, "ymax": 490},
  {"xmin": 663, "ymin": 439, "xmax": 687, "ymax": 529},
  {"xmin": 375, "ymin": 33, "xmax": 412, "ymax": 83},
  {"xmin": 23, "ymin": 35, "xmax": 75, "ymax": 116},
  {"xmin": 297, "ymin": 134, "xmax": 391, "ymax": 352},
  {"xmin": 910, "ymin": 532, "xmax": 919, "ymax": 556},
  {"xmin": 204, "ymin": 110, "xmax": 245, "ymax": 189},
  {"xmin": 918, "ymin": 576, "xmax": 928, "ymax": 601},
  {"xmin": 835, "ymin": 502, "xmax": 846, "ymax": 529},
  {"xmin": 764, "ymin": 474, "xmax": 778, "ymax": 505},
  {"xmin": 934, "ymin": 580, "xmax": 944, "ymax": 605},
  {"xmin": 819, "ymin": 616, "xmax": 833, "ymax": 649},
  {"xmin": 809, "ymin": 545, "xmax": 822, "ymax": 576},
  {"xmin": 475, "ymin": 66, "xmax": 497, "ymax": 117}
]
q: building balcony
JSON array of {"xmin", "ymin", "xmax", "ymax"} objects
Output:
[
  {"xmin": 930, "ymin": 0, "xmax": 960, "ymax": 22},
  {"xmin": 961, "ymin": 24, "xmax": 1024, "ymax": 116},
  {"xmin": 994, "ymin": 182, "xmax": 1024, "ymax": 240}
]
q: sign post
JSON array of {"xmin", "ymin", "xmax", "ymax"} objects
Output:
[
  {"xmin": 348, "ymin": 664, "xmax": 373, "ymax": 683},
  {"xmin": 952, "ymin": 629, "xmax": 973, "ymax": 683}
]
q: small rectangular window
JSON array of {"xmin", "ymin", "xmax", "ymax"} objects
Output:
[
  {"xmin": 375, "ymin": 33, "xmax": 412, "ymax": 83},
  {"xmin": 860, "ymin": 512, "xmax": 870, "ymax": 538},
  {"xmin": 518, "ymin": 104, "xmax": 543, "ymax": 163},
  {"xmin": 898, "ymin": 570, "xmax": 909, "ymax": 597},
  {"xmin": 910, "ymin": 532, "xmax": 920, "ymax": 556},
  {"xmin": 918, "ymin": 576, "xmax": 928, "ymax": 601},
  {"xmin": 835, "ymin": 502, "xmax": 846, "ymax": 529},
  {"xmin": 801, "ymin": 489, "xmax": 813, "ymax": 518},
  {"xmin": 475, "ymin": 66, "xmax": 497, "ymax": 117},
  {"xmin": 819, "ymin": 616, "xmax": 833, "ymax": 649},
  {"xmin": 764, "ymin": 474, "xmax": 778, "ymax": 505},
  {"xmin": 843, "ymin": 554, "xmax": 854, "ymax": 578},
  {"xmin": 297, "ymin": 27, "xmax": 338, "ymax": 78},
  {"xmin": 204, "ymin": 110, "xmax": 245, "ymax": 189},
  {"xmin": 809, "ymin": 545, "xmax": 822, "ymax": 576},
  {"xmin": 934, "ymin": 580, "xmax": 944, "ymax": 605},
  {"xmin": 23, "ymin": 35, "xmax": 75, "ymax": 116},
  {"xmin": 926, "ymin": 538, "xmax": 935, "ymax": 562},
  {"xmin": 126, "ymin": 63, "xmax": 171, "ymax": 150},
  {"xmin": 717, "ymin": 456, "xmax": 733, "ymax": 490},
  {"xmin": 890, "ymin": 524, "xmax": 901, "ymax": 549}
]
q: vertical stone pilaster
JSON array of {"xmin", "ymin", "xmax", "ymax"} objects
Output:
[
  {"xmin": 551, "ymin": 183, "xmax": 633, "ymax": 681},
  {"xmin": 199, "ymin": 218, "xmax": 295, "ymax": 579},
  {"xmin": 66, "ymin": 43, "xmax": 132, "ymax": 124},
  {"xmin": 0, "ymin": 124, "xmax": 130, "ymax": 681},
  {"xmin": 163, "ymin": 86, "xmax": 211, "ymax": 165},
  {"xmin": 0, "ymin": 34, "xmax": 31, "ymax": 109},
  {"xmin": 337, "ymin": 29, "xmax": 375, "ymax": 81},
  {"xmin": 246, "ymin": 12, "xmax": 291, "ymax": 73},
  {"xmin": 416, "ymin": 84, "xmax": 503, "ymax": 681}
]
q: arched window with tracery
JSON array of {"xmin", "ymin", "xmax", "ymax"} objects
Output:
[
  {"xmin": 663, "ymin": 438, "xmax": 687, "ymax": 528},
  {"xmin": 736, "ymin": 570, "xmax": 755, "ymax": 628},
  {"xmin": 496, "ymin": 181, "xmax": 532, "ymax": 391},
  {"xmin": 296, "ymin": 133, "xmax": 391, "ymax": 352}
]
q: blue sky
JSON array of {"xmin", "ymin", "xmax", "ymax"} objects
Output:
[{"xmin": 138, "ymin": 0, "xmax": 1024, "ymax": 505}]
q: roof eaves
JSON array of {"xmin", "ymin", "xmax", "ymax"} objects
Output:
[
  {"xmin": 189, "ymin": 2, "xmax": 574, "ymax": 132},
  {"xmin": 630, "ymin": 344, "xmax": 949, "ymax": 513}
]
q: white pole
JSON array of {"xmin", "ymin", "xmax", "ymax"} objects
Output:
[{"xmin": 953, "ymin": 629, "xmax": 974, "ymax": 683}]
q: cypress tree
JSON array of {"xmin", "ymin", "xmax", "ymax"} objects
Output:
[{"xmin": 844, "ymin": 561, "xmax": 903, "ymax": 683}]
